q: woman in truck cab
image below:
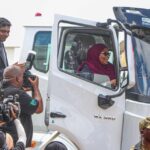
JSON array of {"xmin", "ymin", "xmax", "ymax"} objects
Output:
[{"xmin": 77, "ymin": 43, "xmax": 116, "ymax": 88}]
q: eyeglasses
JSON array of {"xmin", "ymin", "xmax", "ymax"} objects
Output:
[{"xmin": 101, "ymin": 52, "xmax": 110, "ymax": 57}]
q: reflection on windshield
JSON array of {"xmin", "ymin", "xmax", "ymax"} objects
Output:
[{"xmin": 133, "ymin": 36, "xmax": 150, "ymax": 96}]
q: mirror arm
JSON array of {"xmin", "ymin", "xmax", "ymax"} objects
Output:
[{"xmin": 107, "ymin": 19, "xmax": 132, "ymax": 35}]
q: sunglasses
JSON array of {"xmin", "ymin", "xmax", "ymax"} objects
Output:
[{"xmin": 101, "ymin": 51, "xmax": 110, "ymax": 57}]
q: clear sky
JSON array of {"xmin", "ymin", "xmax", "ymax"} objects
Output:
[{"xmin": 0, "ymin": 0, "xmax": 149, "ymax": 46}]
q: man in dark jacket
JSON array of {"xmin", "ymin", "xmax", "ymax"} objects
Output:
[{"xmin": 0, "ymin": 17, "xmax": 11, "ymax": 79}]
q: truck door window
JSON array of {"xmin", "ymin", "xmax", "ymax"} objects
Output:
[
  {"xmin": 59, "ymin": 30, "xmax": 117, "ymax": 89},
  {"xmin": 32, "ymin": 31, "xmax": 51, "ymax": 73}
]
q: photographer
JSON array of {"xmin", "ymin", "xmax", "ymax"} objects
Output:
[
  {"xmin": 2, "ymin": 64, "xmax": 43, "ymax": 147},
  {"xmin": 0, "ymin": 103, "xmax": 26, "ymax": 150}
]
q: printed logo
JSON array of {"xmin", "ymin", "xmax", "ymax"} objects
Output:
[{"xmin": 30, "ymin": 99, "xmax": 38, "ymax": 106}]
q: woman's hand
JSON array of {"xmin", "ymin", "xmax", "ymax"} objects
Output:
[{"xmin": 110, "ymin": 79, "xmax": 117, "ymax": 88}]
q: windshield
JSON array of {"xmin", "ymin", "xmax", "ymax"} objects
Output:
[
  {"xmin": 132, "ymin": 36, "xmax": 150, "ymax": 96},
  {"xmin": 114, "ymin": 7, "xmax": 150, "ymax": 102}
]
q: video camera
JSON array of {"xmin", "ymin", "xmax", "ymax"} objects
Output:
[
  {"xmin": 23, "ymin": 51, "xmax": 36, "ymax": 88},
  {"xmin": 0, "ymin": 85, "xmax": 20, "ymax": 123}
]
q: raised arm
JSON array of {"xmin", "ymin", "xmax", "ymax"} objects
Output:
[{"xmin": 28, "ymin": 76, "xmax": 43, "ymax": 113}]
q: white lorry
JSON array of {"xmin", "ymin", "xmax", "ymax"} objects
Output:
[{"xmin": 19, "ymin": 7, "xmax": 150, "ymax": 150}]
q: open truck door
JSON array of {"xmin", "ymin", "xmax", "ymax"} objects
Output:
[
  {"xmin": 44, "ymin": 14, "xmax": 129, "ymax": 150},
  {"xmin": 114, "ymin": 7, "xmax": 150, "ymax": 150}
]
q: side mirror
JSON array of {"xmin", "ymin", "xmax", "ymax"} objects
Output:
[
  {"xmin": 97, "ymin": 68, "xmax": 128, "ymax": 109},
  {"xmin": 120, "ymin": 67, "xmax": 128, "ymax": 88}
]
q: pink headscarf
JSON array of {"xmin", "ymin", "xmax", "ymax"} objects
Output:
[{"xmin": 78, "ymin": 43, "xmax": 116, "ymax": 80}]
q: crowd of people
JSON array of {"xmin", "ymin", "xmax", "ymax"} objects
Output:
[
  {"xmin": 0, "ymin": 17, "xmax": 68, "ymax": 150},
  {"xmin": 0, "ymin": 17, "xmax": 44, "ymax": 150}
]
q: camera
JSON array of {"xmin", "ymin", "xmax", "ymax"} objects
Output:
[
  {"xmin": 0, "ymin": 94, "xmax": 20, "ymax": 123},
  {"xmin": 23, "ymin": 51, "xmax": 36, "ymax": 88},
  {"xmin": 23, "ymin": 71, "xmax": 36, "ymax": 88}
]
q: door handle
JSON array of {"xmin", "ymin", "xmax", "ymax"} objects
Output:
[{"xmin": 50, "ymin": 112, "xmax": 66, "ymax": 118}]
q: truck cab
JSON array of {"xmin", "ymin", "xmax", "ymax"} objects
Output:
[{"xmin": 19, "ymin": 7, "xmax": 150, "ymax": 150}]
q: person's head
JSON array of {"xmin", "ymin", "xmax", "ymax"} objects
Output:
[
  {"xmin": 44, "ymin": 141, "xmax": 68, "ymax": 150},
  {"xmin": 71, "ymin": 34, "xmax": 95, "ymax": 53},
  {"xmin": 87, "ymin": 43, "xmax": 109, "ymax": 65},
  {"xmin": 3, "ymin": 65, "xmax": 25, "ymax": 87},
  {"xmin": 139, "ymin": 117, "xmax": 150, "ymax": 142},
  {"xmin": 0, "ymin": 18, "xmax": 11, "ymax": 42}
]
